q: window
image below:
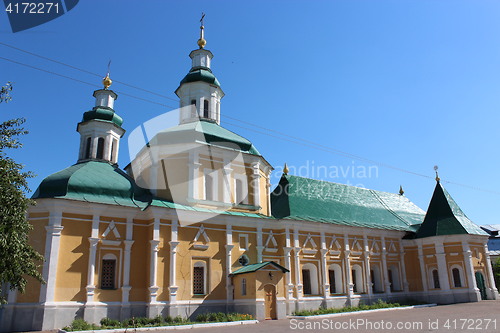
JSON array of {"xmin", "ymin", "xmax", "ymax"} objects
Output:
[
  {"xmin": 432, "ymin": 269, "xmax": 440, "ymax": 289},
  {"xmin": 234, "ymin": 176, "xmax": 248, "ymax": 205},
  {"xmin": 388, "ymin": 264, "xmax": 401, "ymax": 291},
  {"xmin": 371, "ymin": 264, "xmax": 383, "ymax": 293},
  {"xmin": 302, "ymin": 269, "xmax": 311, "ymax": 295},
  {"xmin": 302, "ymin": 263, "xmax": 319, "ymax": 295},
  {"xmin": 84, "ymin": 137, "xmax": 91, "ymax": 159},
  {"xmin": 238, "ymin": 255, "xmax": 249, "ymax": 266},
  {"xmin": 235, "ymin": 179, "xmax": 244, "ymax": 204},
  {"xmin": 239, "ymin": 234, "xmax": 248, "ymax": 251},
  {"xmin": 388, "ymin": 269, "xmax": 394, "ymax": 292},
  {"xmin": 203, "ymin": 99, "xmax": 209, "ymax": 118},
  {"xmin": 191, "ymin": 99, "xmax": 196, "ymax": 117},
  {"xmin": 205, "ymin": 173, "xmax": 214, "ymax": 201},
  {"xmin": 96, "ymin": 137, "xmax": 105, "ymax": 159},
  {"xmin": 101, "ymin": 256, "xmax": 116, "ymax": 289},
  {"xmin": 452, "ymin": 267, "xmax": 462, "ymax": 288},
  {"xmin": 241, "ymin": 278, "xmax": 247, "ymax": 296},
  {"xmin": 193, "ymin": 261, "xmax": 207, "ymax": 295},
  {"xmin": 352, "ymin": 264, "xmax": 364, "ymax": 293},
  {"xmin": 110, "ymin": 139, "xmax": 117, "ymax": 163},
  {"xmin": 328, "ymin": 269, "xmax": 336, "ymax": 294}
]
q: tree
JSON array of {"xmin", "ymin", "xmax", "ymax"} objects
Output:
[
  {"xmin": 0, "ymin": 82, "xmax": 13, "ymax": 103},
  {"xmin": 493, "ymin": 257, "xmax": 500, "ymax": 290},
  {"xmin": 0, "ymin": 83, "xmax": 44, "ymax": 304}
]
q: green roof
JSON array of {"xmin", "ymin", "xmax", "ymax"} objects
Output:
[
  {"xmin": 178, "ymin": 67, "xmax": 220, "ymax": 89},
  {"xmin": 82, "ymin": 107, "xmax": 123, "ymax": 127},
  {"xmin": 150, "ymin": 119, "xmax": 260, "ymax": 155},
  {"xmin": 414, "ymin": 181, "xmax": 488, "ymax": 238},
  {"xmin": 230, "ymin": 261, "xmax": 289, "ymax": 276},
  {"xmin": 271, "ymin": 174, "xmax": 426, "ymax": 232},
  {"xmin": 32, "ymin": 161, "xmax": 150, "ymax": 208}
]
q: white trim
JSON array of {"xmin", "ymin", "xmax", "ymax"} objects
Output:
[
  {"xmin": 328, "ymin": 263, "xmax": 343, "ymax": 294},
  {"xmin": 239, "ymin": 234, "xmax": 249, "ymax": 251},
  {"xmin": 450, "ymin": 264, "xmax": 466, "ymax": 288},
  {"xmin": 203, "ymin": 168, "xmax": 218, "ymax": 201}
]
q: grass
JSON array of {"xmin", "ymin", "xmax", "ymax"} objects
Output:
[
  {"xmin": 292, "ymin": 299, "xmax": 428, "ymax": 316},
  {"xmin": 62, "ymin": 313, "xmax": 255, "ymax": 331}
]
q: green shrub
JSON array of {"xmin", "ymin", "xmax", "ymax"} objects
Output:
[
  {"xmin": 195, "ymin": 313, "xmax": 210, "ymax": 322},
  {"xmin": 100, "ymin": 317, "xmax": 120, "ymax": 328},
  {"xmin": 62, "ymin": 318, "xmax": 99, "ymax": 331},
  {"xmin": 164, "ymin": 315, "xmax": 173, "ymax": 323}
]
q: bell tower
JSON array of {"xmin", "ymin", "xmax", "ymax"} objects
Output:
[
  {"xmin": 175, "ymin": 14, "xmax": 225, "ymax": 124},
  {"xmin": 77, "ymin": 74, "xmax": 125, "ymax": 164}
]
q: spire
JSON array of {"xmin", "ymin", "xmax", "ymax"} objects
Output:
[
  {"xmin": 102, "ymin": 60, "xmax": 112, "ymax": 89},
  {"xmin": 415, "ymin": 181, "xmax": 487, "ymax": 238},
  {"xmin": 283, "ymin": 163, "xmax": 289, "ymax": 175},
  {"xmin": 94, "ymin": 66, "xmax": 117, "ymax": 109},
  {"xmin": 399, "ymin": 185, "xmax": 404, "ymax": 196},
  {"xmin": 434, "ymin": 165, "xmax": 440, "ymax": 182},
  {"xmin": 197, "ymin": 13, "xmax": 206, "ymax": 49}
]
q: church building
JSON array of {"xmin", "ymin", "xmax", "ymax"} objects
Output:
[{"xmin": 0, "ymin": 22, "xmax": 498, "ymax": 332}]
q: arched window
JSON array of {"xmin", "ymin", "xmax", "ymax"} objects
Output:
[
  {"xmin": 352, "ymin": 264, "xmax": 364, "ymax": 293},
  {"xmin": 191, "ymin": 99, "xmax": 197, "ymax": 117},
  {"xmin": 84, "ymin": 137, "xmax": 91, "ymax": 159},
  {"xmin": 388, "ymin": 264, "xmax": 401, "ymax": 291},
  {"xmin": 101, "ymin": 254, "xmax": 117, "ymax": 289},
  {"xmin": 451, "ymin": 265, "xmax": 464, "ymax": 288},
  {"xmin": 241, "ymin": 278, "xmax": 247, "ymax": 296},
  {"xmin": 203, "ymin": 99, "xmax": 209, "ymax": 118},
  {"xmin": 96, "ymin": 137, "xmax": 105, "ymax": 159},
  {"xmin": 193, "ymin": 261, "xmax": 207, "ymax": 295},
  {"xmin": 302, "ymin": 263, "xmax": 319, "ymax": 295},
  {"xmin": 371, "ymin": 264, "xmax": 383, "ymax": 293},
  {"xmin": 431, "ymin": 269, "xmax": 440, "ymax": 289},
  {"xmin": 110, "ymin": 138, "xmax": 117, "ymax": 163},
  {"xmin": 328, "ymin": 263, "xmax": 343, "ymax": 294},
  {"xmin": 235, "ymin": 177, "xmax": 248, "ymax": 204},
  {"xmin": 204, "ymin": 172, "xmax": 214, "ymax": 201}
]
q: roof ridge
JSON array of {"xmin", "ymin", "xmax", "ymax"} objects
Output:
[{"xmin": 369, "ymin": 189, "xmax": 411, "ymax": 226}]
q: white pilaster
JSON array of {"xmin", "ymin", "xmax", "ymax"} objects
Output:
[
  {"xmin": 39, "ymin": 212, "xmax": 63, "ymax": 303},
  {"xmin": 122, "ymin": 217, "xmax": 134, "ymax": 303},
  {"xmin": 225, "ymin": 225, "xmax": 234, "ymax": 302},
  {"xmin": 169, "ymin": 219, "xmax": 179, "ymax": 303},
  {"xmin": 188, "ymin": 151, "xmax": 201, "ymax": 201},
  {"xmin": 344, "ymin": 234, "xmax": 353, "ymax": 303},
  {"xmin": 320, "ymin": 232, "xmax": 328, "ymax": 297},
  {"xmin": 462, "ymin": 241, "xmax": 479, "ymax": 295},
  {"xmin": 222, "ymin": 159, "xmax": 233, "ymax": 204},
  {"xmin": 381, "ymin": 236, "xmax": 391, "ymax": 294},
  {"xmin": 435, "ymin": 241, "xmax": 451, "ymax": 291},
  {"xmin": 251, "ymin": 162, "xmax": 261, "ymax": 208},
  {"xmin": 284, "ymin": 227, "xmax": 294, "ymax": 300},
  {"xmin": 483, "ymin": 244, "xmax": 499, "ymax": 299},
  {"xmin": 417, "ymin": 243, "xmax": 429, "ymax": 292},
  {"xmin": 148, "ymin": 217, "xmax": 161, "ymax": 303},
  {"xmin": 399, "ymin": 249, "xmax": 410, "ymax": 293},
  {"xmin": 256, "ymin": 225, "xmax": 263, "ymax": 263},
  {"xmin": 363, "ymin": 235, "xmax": 373, "ymax": 298},
  {"xmin": 294, "ymin": 228, "xmax": 302, "ymax": 299}
]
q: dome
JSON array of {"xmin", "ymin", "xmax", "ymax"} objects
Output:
[
  {"xmin": 32, "ymin": 161, "xmax": 151, "ymax": 207},
  {"xmin": 179, "ymin": 67, "xmax": 220, "ymax": 88},
  {"xmin": 82, "ymin": 107, "xmax": 123, "ymax": 127}
]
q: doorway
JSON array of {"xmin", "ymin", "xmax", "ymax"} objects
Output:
[
  {"xmin": 475, "ymin": 271, "xmax": 487, "ymax": 300},
  {"xmin": 264, "ymin": 284, "xmax": 277, "ymax": 320}
]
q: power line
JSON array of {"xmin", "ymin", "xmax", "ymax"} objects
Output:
[{"xmin": 2, "ymin": 50, "xmax": 498, "ymax": 195}]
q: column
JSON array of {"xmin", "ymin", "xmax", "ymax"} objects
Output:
[
  {"xmin": 91, "ymin": 137, "xmax": 98, "ymax": 159},
  {"xmin": 222, "ymin": 159, "xmax": 233, "ymax": 204},
  {"xmin": 344, "ymin": 233, "xmax": 353, "ymax": 304},
  {"xmin": 293, "ymin": 228, "xmax": 302, "ymax": 299},
  {"xmin": 39, "ymin": 213, "xmax": 63, "ymax": 304},
  {"xmin": 417, "ymin": 243, "xmax": 429, "ymax": 293},
  {"xmin": 381, "ymin": 236, "xmax": 391, "ymax": 295},
  {"xmin": 435, "ymin": 241, "xmax": 451, "ymax": 291},
  {"xmin": 169, "ymin": 219, "xmax": 179, "ymax": 304},
  {"xmin": 85, "ymin": 214, "xmax": 100, "ymax": 303},
  {"xmin": 284, "ymin": 227, "xmax": 294, "ymax": 301},
  {"xmin": 147, "ymin": 217, "xmax": 160, "ymax": 317},
  {"xmin": 225, "ymin": 225, "xmax": 234, "ymax": 303},
  {"xmin": 320, "ymin": 232, "xmax": 329, "ymax": 297},
  {"xmin": 399, "ymin": 249, "xmax": 410, "ymax": 293},
  {"xmin": 483, "ymin": 244, "xmax": 499, "ymax": 299},
  {"xmin": 251, "ymin": 162, "xmax": 261, "ymax": 208},
  {"xmin": 256, "ymin": 225, "xmax": 263, "ymax": 263},
  {"xmin": 462, "ymin": 241, "xmax": 479, "ymax": 300},
  {"xmin": 122, "ymin": 218, "xmax": 134, "ymax": 304},
  {"xmin": 363, "ymin": 235, "xmax": 373, "ymax": 298},
  {"xmin": 188, "ymin": 151, "xmax": 201, "ymax": 201},
  {"xmin": 103, "ymin": 136, "xmax": 111, "ymax": 161}
]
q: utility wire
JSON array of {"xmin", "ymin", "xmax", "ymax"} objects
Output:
[{"xmin": 2, "ymin": 49, "xmax": 498, "ymax": 195}]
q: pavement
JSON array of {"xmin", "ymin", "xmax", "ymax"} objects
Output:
[{"xmin": 23, "ymin": 300, "xmax": 500, "ymax": 333}]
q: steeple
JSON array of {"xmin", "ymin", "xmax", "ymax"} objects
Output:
[
  {"xmin": 77, "ymin": 74, "xmax": 125, "ymax": 164},
  {"xmin": 175, "ymin": 14, "xmax": 224, "ymax": 125}
]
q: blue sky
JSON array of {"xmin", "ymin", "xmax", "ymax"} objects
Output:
[{"xmin": 2, "ymin": 0, "xmax": 500, "ymax": 225}]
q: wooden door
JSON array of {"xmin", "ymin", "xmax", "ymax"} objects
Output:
[
  {"xmin": 475, "ymin": 271, "xmax": 487, "ymax": 300},
  {"xmin": 264, "ymin": 284, "xmax": 277, "ymax": 320}
]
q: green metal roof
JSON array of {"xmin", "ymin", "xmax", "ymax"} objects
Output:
[
  {"xmin": 414, "ymin": 181, "xmax": 488, "ymax": 238},
  {"xmin": 178, "ymin": 67, "xmax": 220, "ymax": 88},
  {"xmin": 271, "ymin": 174, "xmax": 426, "ymax": 232},
  {"xmin": 230, "ymin": 261, "xmax": 289, "ymax": 276},
  {"xmin": 32, "ymin": 161, "xmax": 150, "ymax": 208},
  {"xmin": 82, "ymin": 107, "xmax": 123, "ymax": 127},
  {"xmin": 150, "ymin": 119, "xmax": 260, "ymax": 155}
]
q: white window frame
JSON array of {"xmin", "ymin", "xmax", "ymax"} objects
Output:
[
  {"xmin": 241, "ymin": 278, "xmax": 247, "ymax": 296},
  {"xmin": 193, "ymin": 261, "xmax": 208, "ymax": 295},
  {"xmin": 100, "ymin": 253, "xmax": 118, "ymax": 289},
  {"xmin": 388, "ymin": 263, "xmax": 402, "ymax": 291},
  {"xmin": 428, "ymin": 267, "xmax": 440, "ymax": 289},
  {"xmin": 203, "ymin": 169, "xmax": 218, "ymax": 201},
  {"xmin": 234, "ymin": 174, "xmax": 249, "ymax": 205},
  {"xmin": 450, "ymin": 264, "xmax": 466, "ymax": 288},
  {"xmin": 370, "ymin": 263, "xmax": 383, "ymax": 293},
  {"xmin": 239, "ymin": 234, "xmax": 249, "ymax": 251},
  {"xmin": 328, "ymin": 263, "xmax": 343, "ymax": 294},
  {"xmin": 302, "ymin": 263, "xmax": 319, "ymax": 295},
  {"xmin": 351, "ymin": 264, "xmax": 364, "ymax": 293}
]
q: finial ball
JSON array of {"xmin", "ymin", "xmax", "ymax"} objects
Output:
[
  {"xmin": 197, "ymin": 38, "xmax": 206, "ymax": 48},
  {"xmin": 102, "ymin": 74, "xmax": 112, "ymax": 89}
]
